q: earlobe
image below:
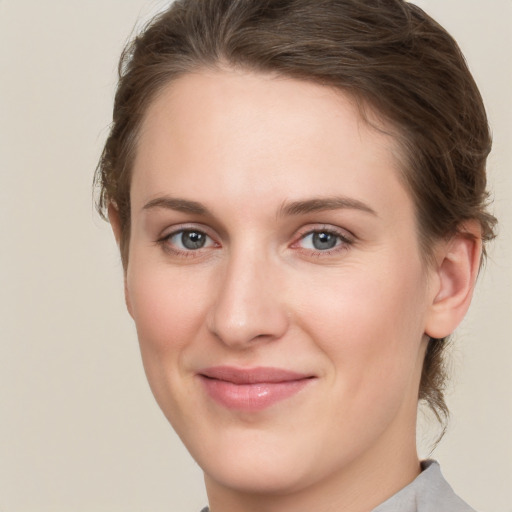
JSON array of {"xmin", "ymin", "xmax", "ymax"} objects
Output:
[{"xmin": 425, "ymin": 222, "xmax": 482, "ymax": 339}]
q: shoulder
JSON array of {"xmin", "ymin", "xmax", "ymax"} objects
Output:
[{"xmin": 372, "ymin": 460, "xmax": 477, "ymax": 512}]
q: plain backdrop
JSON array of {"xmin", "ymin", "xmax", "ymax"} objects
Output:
[{"xmin": 0, "ymin": 1, "xmax": 511, "ymax": 511}]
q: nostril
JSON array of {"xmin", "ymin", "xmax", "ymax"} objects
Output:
[{"xmin": 253, "ymin": 333, "xmax": 271, "ymax": 340}]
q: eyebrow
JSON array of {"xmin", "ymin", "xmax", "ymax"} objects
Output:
[
  {"xmin": 142, "ymin": 195, "xmax": 377, "ymax": 217},
  {"xmin": 143, "ymin": 196, "xmax": 209, "ymax": 215},
  {"xmin": 279, "ymin": 197, "xmax": 377, "ymax": 217}
]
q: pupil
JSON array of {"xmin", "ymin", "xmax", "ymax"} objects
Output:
[
  {"xmin": 312, "ymin": 232, "xmax": 337, "ymax": 250},
  {"xmin": 181, "ymin": 231, "xmax": 206, "ymax": 250}
]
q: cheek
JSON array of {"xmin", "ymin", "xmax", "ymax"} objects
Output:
[
  {"xmin": 125, "ymin": 261, "xmax": 211, "ymax": 398},
  {"xmin": 124, "ymin": 261, "xmax": 219, "ymax": 433},
  {"xmin": 293, "ymin": 259, "xmax": 427, "ymax": 398},
  {"xmin": 127, "ymin": 262, "xmax": 206, "ymax": 347}
]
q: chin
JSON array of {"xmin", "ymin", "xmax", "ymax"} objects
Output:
[
  {"xmin": 188, "ymin": 420, "xmax": 356, "ymax": 500},
  {"xmin": 203, "ymin": 453, "xmax": 315, "ymax": 496},
  {"xmin": 179, "ymin": 423, "xmax": 310, "ymax": 494}
]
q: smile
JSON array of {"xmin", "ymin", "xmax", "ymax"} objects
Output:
[{"xmin": 198, "ymin": 366, "xmax": 315, "ymax": 411}]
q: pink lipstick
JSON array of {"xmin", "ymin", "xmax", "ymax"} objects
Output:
[{"xmin": 198, "ymin": 366, "xmax": 314, "ymax": 411}]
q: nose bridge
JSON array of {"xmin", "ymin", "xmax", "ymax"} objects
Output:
[{"xmin": 207, "ymin": 239, "xmax": 288, "ymax": 348}]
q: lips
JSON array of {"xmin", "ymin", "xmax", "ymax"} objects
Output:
[{"xmin": 198, "ymin": 366, "xmax": 314, "ymax": 411}]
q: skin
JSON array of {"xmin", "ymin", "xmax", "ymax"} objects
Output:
[{"xmin": 110, "ymin": 69, "xmax": 481, "ymax": 512}]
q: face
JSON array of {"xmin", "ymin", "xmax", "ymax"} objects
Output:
[{"xmin": 125, "ymin": 69, "xmax": 436, "ymax": 501}]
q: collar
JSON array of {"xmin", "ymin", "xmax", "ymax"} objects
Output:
[{"xmin": 371, "ymin": 460, "xmax": 476, "ymax": 512}]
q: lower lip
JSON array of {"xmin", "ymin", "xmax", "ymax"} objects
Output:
[{"xmin": 199, "ymin": 376, "xmax": 312, "ymax": 411}]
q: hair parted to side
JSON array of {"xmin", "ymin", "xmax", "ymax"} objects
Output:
[{"xmin": 95, "ymin": 0, "xmax": 496, "ymax": 428}]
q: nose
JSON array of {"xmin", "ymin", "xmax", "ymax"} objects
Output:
[{"xmin": 207, "ymin": 247, "xmax": 289, "ymax": 349}]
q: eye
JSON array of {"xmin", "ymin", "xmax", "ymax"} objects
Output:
[
  {"xmin": 295, "ymin": 228, "xmax": 353, "ymax": 254},
  {"xmin": 301, "ymin": 231, "xmax": 340, "ymax": 250},
  {"xmin": 164, "ymin": 229, "xmax": 216, "ymax": 251}
]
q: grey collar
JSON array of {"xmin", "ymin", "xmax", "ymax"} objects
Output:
[{"xmin": 372, "ymin": 460, "xmax": 476, "ymax": 512}]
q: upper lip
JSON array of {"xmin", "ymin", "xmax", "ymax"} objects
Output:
[{"xmin": 198, "ymin": 366, "xmax": 313, "ymax": 384}]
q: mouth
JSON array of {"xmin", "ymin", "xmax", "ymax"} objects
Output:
[{"xmin": 197, "ymin": 366, "xmax": 315, "ymax": 411}]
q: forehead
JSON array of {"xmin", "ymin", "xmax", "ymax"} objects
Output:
[{"xmin": 131, "ymin": 69, "xmax": 411, "ymax": 223}]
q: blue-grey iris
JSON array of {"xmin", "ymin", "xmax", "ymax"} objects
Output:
[
  {"xmin": 182, "ymin": 231, "xmax": 206, "ymax": 250},
  {"xmin": 312, "ymin": 232, "xmax": 338, "ymax": 250}
]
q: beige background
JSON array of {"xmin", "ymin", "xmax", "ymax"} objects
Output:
[{"xmin": 0, "ymin": 1, "xmax": 510, "ymax": 511}]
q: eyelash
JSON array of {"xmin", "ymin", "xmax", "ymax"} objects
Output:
[{"xmin": 156, "ymin": 225, "xmax": 354, "ymax": 258}]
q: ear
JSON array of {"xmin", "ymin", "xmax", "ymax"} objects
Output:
[
  {"xmin": 108, "ymin": 203, "xmax": 123, "ymax": 246},
  {"xmin": 425, "ymin": 222, "xmax": 482, "ymax": 339},
  {"xmin": 107, "ymin": 204, "xmax": 133, "ymax": 317}
]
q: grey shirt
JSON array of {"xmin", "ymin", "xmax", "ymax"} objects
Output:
[
  {"xmin": 372, "ymin": 460, "xmax": 476, "ymax": 512},
  {"xmin": 200, "ymin": 460, "xmax": 476, "ymax": 512}
]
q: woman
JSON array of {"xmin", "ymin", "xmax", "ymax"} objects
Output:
[{"xmin": 95, "ymin": 1, "xmax": 496, "ymax": 510}]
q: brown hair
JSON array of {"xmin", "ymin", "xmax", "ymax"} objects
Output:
[{"xmin": 95, "ymin": 0, "xmax": 496, "ymax": 426}]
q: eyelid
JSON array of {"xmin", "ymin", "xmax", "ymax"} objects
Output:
[
  {"xmin": 294, "ymin": 224, "xmax": 354, "ymax": 242},
  {"xmin": 158, "ymin": 221, "xmax": 216, "ymax": 238}
]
